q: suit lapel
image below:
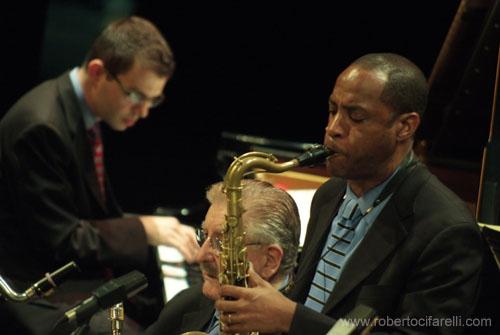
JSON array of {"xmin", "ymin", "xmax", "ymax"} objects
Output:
[
  {"xmin": 322, "ymin": 201, "xmax": 408, "ymax": 312},
  {"xmin": 56, "ymin": 72, "xmax": 107, "ymax": 212}
]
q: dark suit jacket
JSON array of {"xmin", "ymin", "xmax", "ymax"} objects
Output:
[
  {"xmin": 288, "ymin": 162, "xmax": 483, "ymax": 335},
  {"xmin": 0, "ymin": 72, "xmax": 156, "ymax": 333},
  {"xmin": 144, "ymin": 285, "xmax": 215, "ymax": 335}
]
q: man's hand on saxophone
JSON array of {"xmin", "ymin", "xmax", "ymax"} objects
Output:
[{"xmin": 216, "ymin": 265, "xmax": 297, "ymax": 334}]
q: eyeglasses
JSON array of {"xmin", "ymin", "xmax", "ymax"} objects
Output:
[
  {"xmin": 196, "ymin": 228, "xmax": 223, "ymax": 253},
  {"xmin": 107, "ymin": 71, "xmax": 165, "ymax": 108},
  {"xmin": 196, "ymin": 227, "xmax": 262, "ymax": 254}
]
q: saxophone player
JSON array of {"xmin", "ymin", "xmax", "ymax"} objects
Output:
[
  {"xmin": 214, "ymin": 53, "xmax": 485, "ymax": 335},
  {"xmin": 145, "ymin": 179, "xmax": 301, "ymax": 334}
]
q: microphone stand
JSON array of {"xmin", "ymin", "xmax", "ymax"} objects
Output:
[
  {"xmin": 110, "ymin": 302, "xmax": 124, "ymax": 335},
  {"xmin": 72, "ymin": 323, "xmax": 90, "ymax": 335},
  {"xmin": 51, "ymin": 270, "xmax": 147, "ymax": 335}
]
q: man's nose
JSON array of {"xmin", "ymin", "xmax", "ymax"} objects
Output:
[
  {"xmin": 133, "ymin": 103, "xmax": 150, "ymax": 119},
  {"xmin": 195, "ymin": 238, "xmax": 216, "ymax": 263},
  {"xmin": 325, "ymin": 113, "xmax": 345, "ymax": 138}
]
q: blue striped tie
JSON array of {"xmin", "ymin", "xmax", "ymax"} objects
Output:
[
  {"xmin": 305, "ymin": 198, "xmax": 361, "ymax": 312},
  {"xmin": 206, "ymin": 311, "xmax": 219, "ymax": 335}
]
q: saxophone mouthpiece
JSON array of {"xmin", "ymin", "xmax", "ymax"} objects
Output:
[{"xmin": 296, "ymin": 144, "xmax": 332, "ymax": 167}]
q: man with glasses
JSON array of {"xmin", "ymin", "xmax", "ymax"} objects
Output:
[
  {"xmin": 0, "ymin": 16, "xmax": 198, "ymax": 334},
  {"xmin": 144, "ymin": 179, "xmax": 301, "ymax": 335}
]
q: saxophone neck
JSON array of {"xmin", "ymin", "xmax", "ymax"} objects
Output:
[
  {"xmin": 226, "ymin": 144, "xmax": 331, "ymax": 185},
  {"xmin": 224, "ymin": 152, "xmax": 297, "ymax": 190}
]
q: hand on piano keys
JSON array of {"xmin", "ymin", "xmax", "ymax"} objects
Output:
[
  {"xmin": 141, "ymin": 215, "xmax": 200, "ymax": 262},
  {"xmin": 157, "ymin": 245, "xmax": 202, "ymax": 302}
]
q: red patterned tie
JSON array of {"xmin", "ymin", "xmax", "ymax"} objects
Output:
[{"xmin": 88, "ymin": 124, "xmax": 105, "ymax": 200}]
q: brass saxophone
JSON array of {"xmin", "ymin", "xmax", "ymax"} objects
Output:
[{"xmin": 183, "ymin": 145, "xmax": 331, "ymax": 335}]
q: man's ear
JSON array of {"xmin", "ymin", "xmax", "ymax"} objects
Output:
[
  {"xmin": 86, "ymin": 59, "xmax": 106, "ymax": 81},
  {"xmin": 259, "ymin": 244, "xmax": 283, "ymax": 281},
  {"xmin": 396, "ymin": 112, "xmax": 420, "ymax": 141}
]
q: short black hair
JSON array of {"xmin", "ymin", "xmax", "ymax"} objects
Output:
[{"xmin": 352, "ymin": 53, "xmax": 428, "ymax": 117}]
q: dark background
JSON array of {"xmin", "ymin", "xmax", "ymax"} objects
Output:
[{"xmin": 2, "ymin": 1, "xmax": 494, "ymax": 215}]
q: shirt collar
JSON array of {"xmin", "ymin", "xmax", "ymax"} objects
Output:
[
  {"xmin": 276, "ymin": 273, "xmax": 291, "ymax": 293},
  {"xmin": 345, "ymin": 165, "xmax": 401, "ymax": 214},
  {"xmin": 69, "ymin": 67, "xmax": 99, "ymax": 130}
]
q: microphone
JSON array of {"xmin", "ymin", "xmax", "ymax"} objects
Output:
[
  {"xmin": 52, "ymin": 270, "xmax": 147, "ymax": 334},
  {"xmin": 326, "ymin": 304, "xmax": 377, "ymax": 335}
]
